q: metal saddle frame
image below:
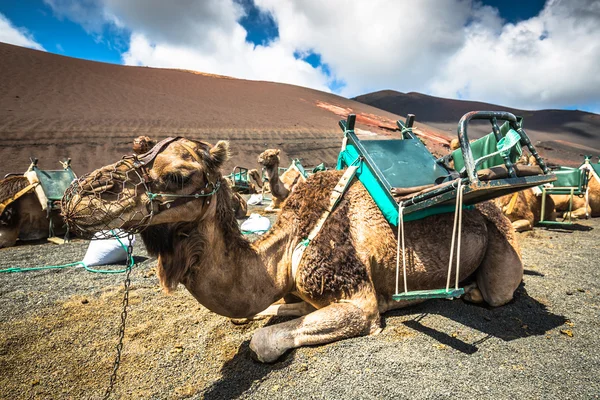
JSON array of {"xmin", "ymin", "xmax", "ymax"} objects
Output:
[
  {"xmin": 336, "ymin": 111, "xmax": 556, "ymax": 301},
  {"xmin": 539, "ymin": 156, "xmax": 597, "ymax": 224},
  {"xmin": 26, "ymin": 158, "xmax": 77, "ymax": 238},
  {"xmin": 337, "ymin": 111, "xmax": 556, "ymax": 224}
]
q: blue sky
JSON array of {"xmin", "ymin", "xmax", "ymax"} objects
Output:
[{"xmin": 0, "ymin": 0, "xmax": 598, "ymax": 113}]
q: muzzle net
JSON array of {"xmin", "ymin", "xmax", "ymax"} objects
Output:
[{"xmin": 61, "ymin": 158, "xmax": 154, "ymax": 240}]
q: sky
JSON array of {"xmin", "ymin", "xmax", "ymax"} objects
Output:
[{"xmin": 0, "ymin": 0, "xmax": 598, "ymax": 113}]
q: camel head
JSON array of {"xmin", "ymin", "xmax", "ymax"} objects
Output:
[
  {"xmin": 257, "ymin": 149, "xmax": 280, "ymax": 168},
  {"xmin": 132, "ymin": 136, "xmax": 157, "ymax": 155},
  {"xmin": 62, "ymin": 137, "xmax": 230, "ymax": 237}
]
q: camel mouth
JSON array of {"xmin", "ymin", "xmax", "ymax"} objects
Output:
[{"xmin": 61, "ymin": 163, "xmax": 152, "ymax": 239}]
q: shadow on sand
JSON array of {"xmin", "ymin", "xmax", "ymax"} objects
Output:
[
  {"xmin": 201, "ymin": 317, "xmax": 295, "ymax": 400},
  {"xmin": 539, "ymin": 223, "xmax": 593, "ymax": 233},
  {"xmin": 382, "ymin": 282, "xmax": 565, "ymax": 354},
  {"xmin": 201, "ymin": 282, "xmax": 565, "ymax": 396}
]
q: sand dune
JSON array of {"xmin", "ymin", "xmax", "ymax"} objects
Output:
[
  {"xmin": 0, "ymin": 43, "xmax": 452, "ymax": 177},
  {"xmin": 354, "ymin": 90, "xmax": 600, "ymax": 166}
]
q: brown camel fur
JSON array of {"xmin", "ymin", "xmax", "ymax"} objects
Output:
[
  {"xmin": 551, "ymin": 174, "xmax": 600, "ymax": 219},
  {"xmin": 133, "ymin": 136, "xmax": 157, "ymax": 155},
  {"xmin": 63, "ymin": 138, "xmax": 523, "ymax": 363},
  {"xmin": 0, "ymin": 176, "xmax": 56, "ymax": 248},
  {"xmin": 257, "ymin": 149, "xmax": 306, "ymax": 212},
  {"xmin": 493, "ymin": 189, "xmax": 555, "ymax": 232}
]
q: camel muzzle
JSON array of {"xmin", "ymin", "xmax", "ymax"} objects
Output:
[
  {"xmin": 61, "ymin": 157, "xmax": 155, "ymax": 239},
  {"xmin": 61, "ymin": 137, "xmax": 221, "ymax": 239}
]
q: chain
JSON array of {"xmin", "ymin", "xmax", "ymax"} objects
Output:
[{"xmin": 102, "ymin": 233, "xmax": 134, "ymax": 400}]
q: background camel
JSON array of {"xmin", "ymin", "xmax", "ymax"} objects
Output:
[
  {"xmin": 257, "ymin": 149, "xmax": 306, "ymax": 212},
  {"xmin": 494, "ymin": 189, "xmax": 555, "ymax": 232},
  {"xmin": 492, "ymin": 155, "xmax": 555, "ymax": 232},
  {"xmin": 0, "ymin": 176, "xmax": 62, "ymax": 248},
  {"xmin": 551, "ymin": 172, "xmax": 600, "ymax": 219},
  {"xmin": 63, "ymin": 138, "xmax": 524, "ymax": 363}
]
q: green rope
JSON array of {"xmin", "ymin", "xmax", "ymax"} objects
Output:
[
  {"xmin": 0, "ymin": 231, "xmax": 133, "ymax": 274},
  {"xmin": 241, "ymin": 230, "xmax": 268, "ymax": 235}
]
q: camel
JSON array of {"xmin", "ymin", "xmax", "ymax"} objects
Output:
[
  {"xmin": 493, "ymin": 189, "xmax": 555, "ymax": 232},
  {"xmin": 551, "ymin": 170, "xmax": 600, "ymax": 219},
  {"xmin": 225, "ymin": 168, "xmax": 263, "ymax": 195},
  {"xmin": 0, "ymin": 176, "xmax": 62, "ymax": 248},
  {"xmin": 257, "ymin": 149, "xmax": 306, "ymax": 212},
  {"xmin": 62, "ymin": 137, "xmax": 523, "ymax": 363},
  {"xmin": 492, "ymin": 155, "xmax": 555, "ymax": 232}
]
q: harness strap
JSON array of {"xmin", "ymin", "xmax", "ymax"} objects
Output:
[
  {"xmin": 506, "ymin": 191, "xmax": 520, "ymax": 215},
  {"xmin": 0, "ymin": 183, "xmax": 38, "ymax": 216},
  {"xmin": 136, "ymin": 137, "xmax": 181, "ymax": 165},
  {"xmin": 291, "ymin": 166, "xmax": 359, "ymax": 283}
]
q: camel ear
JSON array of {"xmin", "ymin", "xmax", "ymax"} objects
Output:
[{"xmin": 209, "ymin": 140, "xmax": 229, "ymax": 168}]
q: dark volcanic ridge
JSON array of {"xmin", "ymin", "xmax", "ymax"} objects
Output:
[{"xmin": 354, "ymin": 90, "xmax": 600, "ymax": 166}]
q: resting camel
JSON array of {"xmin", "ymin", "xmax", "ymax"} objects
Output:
[
  {"xmin": 551, "ymin": 171, "xmax": 600, "ymax": 219},
  {"xmin": 62, "ymin": 138, "xmax": 523, "ymax": 363},
  {"xmin": 493, "ymin": 189, "xmax": 555, "ymax": 232},
  {"xmin": 0, "ymin": 176, "xmax": 63, "ymax": 248},
  {"xmin": 257, "ymin": 149, "xmax": 306, "ymax": 212},
  {"xmin": 492, "ymin": 155, "xmax": 555, "ymax": 232},
  {"xmin": 225, "ymin": 168, "xmax": 263, "ymax": 195}
]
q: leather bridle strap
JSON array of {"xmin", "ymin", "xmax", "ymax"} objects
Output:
[{"xmin": 136, "ymin": 136, "xmax": 181, "ymax": 165}]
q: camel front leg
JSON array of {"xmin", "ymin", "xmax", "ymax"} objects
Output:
[
  {"xmin": 563, "ymin": 206, "xmax": 591, "ymax": 220},
  {"xmin": 255, "ymin": 301, "xmax": 316, "ymax": 317},
  {"xmin": 249, "ymin": 297, "xmax": 380, "ymax": 363},
  {"xmin": 511, "ymin": 219, "xmax": 532, "ymax": 232}
]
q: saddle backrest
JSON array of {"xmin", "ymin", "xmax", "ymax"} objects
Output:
[
  {"xmin": 451, "ymin": 121, "xmax": 521, "ymax": 172},
  {"xmin": 32, "ymin": 167, "xmax": 77, "ymax": 202}
]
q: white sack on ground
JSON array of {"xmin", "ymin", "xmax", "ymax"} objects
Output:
[
  {"xmin": 82, "ymin": 230, "xmax": 135, "ymax": 267},
  {"xmin": 241, "ymin": 213, "xmax": 270, "ymax": 234}
]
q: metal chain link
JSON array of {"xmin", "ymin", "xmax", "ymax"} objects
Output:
[{"xmin": 103, "ymin": 233, "xmax": 134, "ymax": 400}]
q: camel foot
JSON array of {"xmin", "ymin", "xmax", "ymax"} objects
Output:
[
  {"xmin": 462, "ymin": 283, "xmax": 484, "ymax": 304},
  {"xmin": 250, "ymin": 327, "xmax": 291, "ymax": 363},
  {"xmin": 511, "ymin": 219, "xmax": 532, "ymax": 232}
]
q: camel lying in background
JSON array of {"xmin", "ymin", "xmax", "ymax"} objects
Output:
[
  {"xmin": 551, "ymin": 173, "xmax": 600, "ymax": 219},
  {"xmin": 257, "ymin": 149, "xmax": 306, "ymax": 212},
  {"xmin": 63, "ymin": 137, "xmax": 523, "ymax": 362},
  {"xmin": 494, "ymin": 189, "xmax": 555, "ymax": 232},
  {"xmin": 0, "ymin": 176, "xmax": 64, "ymax": 248}
]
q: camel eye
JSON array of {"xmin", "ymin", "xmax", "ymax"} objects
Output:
[{"xmin": 163, "ymin": 172, "xmax": 191, "ymax": 189}]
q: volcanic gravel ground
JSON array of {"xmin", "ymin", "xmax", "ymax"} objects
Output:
[{"xmin": 0, "ymin": 214, "xmax": 599, "ymax": 399}]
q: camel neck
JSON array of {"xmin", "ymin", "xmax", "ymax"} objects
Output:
[
  {"xmin": 266, "ymin": 164, "xmax": 289, "ymax": 199},
  {"xmin": 142, "ymin": 187, "xmax": 291, "ymax": 319}
]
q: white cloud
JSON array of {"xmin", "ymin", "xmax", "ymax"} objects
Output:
[
  {"xmin": 41, "ymin": 0, "xmax": 600, "ymax": 112},
  {"xmin": 428, "ymin": 0, "xmax": 600, "ymax": 111},
  {"xmin": 0, "ymin": 13, "xmax": 45, "ymax": 51}
]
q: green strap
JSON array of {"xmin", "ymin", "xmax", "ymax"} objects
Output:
[
  {"xmin": 473, "ymin": 129, "xmax": 522, "ymax": 168},
  {"xmin": 0, "ymin": 231, "xmax": 133, "ymax": 274}
]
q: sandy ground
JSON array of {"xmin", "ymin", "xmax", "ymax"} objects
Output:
[{"xmin": 1, "ymin": 206, "xmax": 599, "ymax": 400}]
